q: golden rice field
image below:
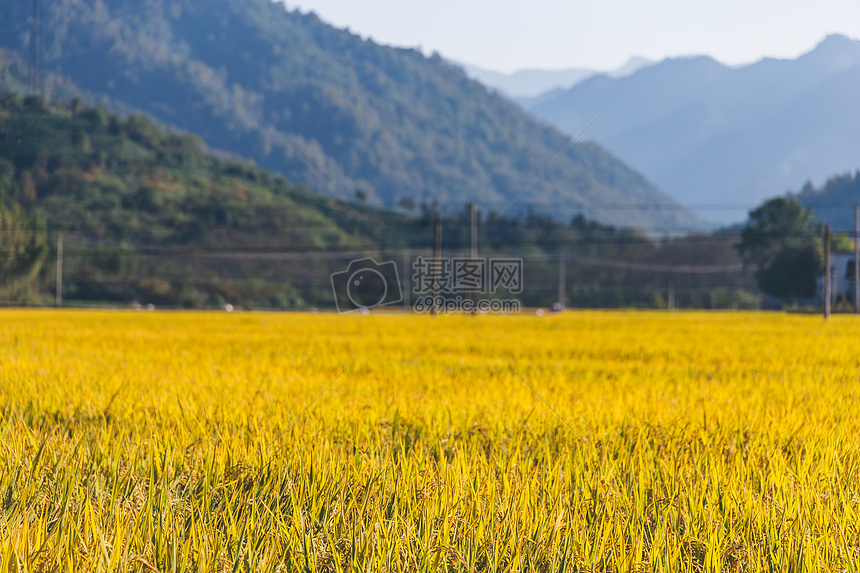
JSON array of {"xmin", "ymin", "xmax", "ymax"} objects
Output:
[{"xmin": 1, "ymin": 309, "xmax": 860, "ymax": 572}]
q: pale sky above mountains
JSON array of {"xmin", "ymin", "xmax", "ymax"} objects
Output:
[{"xmin": 284, "ymin": 0, "xmax": 860, "ymax": 72}]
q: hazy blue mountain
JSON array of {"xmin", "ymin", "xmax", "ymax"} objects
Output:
[
  {"xmin": 0, "ymin": 0, "xmax": 699, "ymax": 232},
  {"xmin": 461, "ymin": 57, "xmax": 651, "ymax": 99},
  {"xmin": 520, "ymin": 35, "xmax": 860, "ymax": 223}
]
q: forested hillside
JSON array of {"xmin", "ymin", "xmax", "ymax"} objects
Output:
[
  {"xmin": 0, "ymin": 91, "xmax": 416, "ymax": 306},
  {"xmin": 0, "ymin": 92, "xmax": 753, "ymax": 308},
  {"xmin": 0, "ymin": 0, "xmax": 701, "ymax": 231}
]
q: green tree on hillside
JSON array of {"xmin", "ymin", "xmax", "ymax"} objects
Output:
[
  {"xmin": 0, "ymin": 203, "xmax": 48, "ymax": 291},
  {"xmin": 737, "ymin": 197, "xmax": 824, "ymax": 298}
]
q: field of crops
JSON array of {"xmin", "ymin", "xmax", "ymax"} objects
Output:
[{"xmin": 1, "ymin": 310, "xmax": 859, "ymax": 571}]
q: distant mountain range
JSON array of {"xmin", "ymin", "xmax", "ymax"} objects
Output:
[
  {"xmin": 460, "ymin": 57, "xmax": 652, "ymax": 99},
  {"xmin": 0, "ymin": 0, "xmax": 700, "ymax": 232},
  {"xmin": 518, "ymin": 35, "xmax": 860, "ymax": 224}
]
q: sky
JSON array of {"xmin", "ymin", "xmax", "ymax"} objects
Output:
[{"xmin": 283, "ymin": 0, "xmax": 860, "ymax": 73}]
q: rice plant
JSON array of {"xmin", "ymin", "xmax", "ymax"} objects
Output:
[{"xmin": 0, "ymin": 310, "xmax": 858, "ymax": 571}]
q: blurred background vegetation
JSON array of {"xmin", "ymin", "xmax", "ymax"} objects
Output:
[{"xmin": 0, "ymin": 90, "xmax": 765, "ymax": 310}]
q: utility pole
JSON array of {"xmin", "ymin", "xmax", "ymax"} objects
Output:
[
  {"xmin": 825, "ymin": 224, "xmax": 831, "ymax": 319},
  {"xmin": 432, "ymin": 212, "xmax": 442, "ymax": 316},
  {"xmin": 55, "ymin": 233, "xmax": 63, "ymax": 307},
  {"xmin": 557, "ymin": 251, "xmax": 566, "ymax": 309},
  {"xmin": 668, "ymin": 277, "xmax": 675, "ymax": 311},
  {"xmin": 29, "ymin": 0, "xmax": 42, "ymax": 97},
  {"xmin": 854, "ymin": 204, "xmax": 859, "ymax": 314}
]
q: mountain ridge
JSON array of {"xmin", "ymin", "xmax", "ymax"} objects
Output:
[
  {"xmin": 460, "ymin": 57, "xmax": 652, "ymax": 99},
  {"xmin": 519, "ymin": 34, "xmax": 860, "ymax": 224},
  {"xmin": 0, "ymin": 0, "xmax": 702, "ymax": 232}
]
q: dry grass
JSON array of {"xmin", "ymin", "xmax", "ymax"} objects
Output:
[{"xmin": 1, "ymin": 310, "xmax": 859, "ymax": 571}]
